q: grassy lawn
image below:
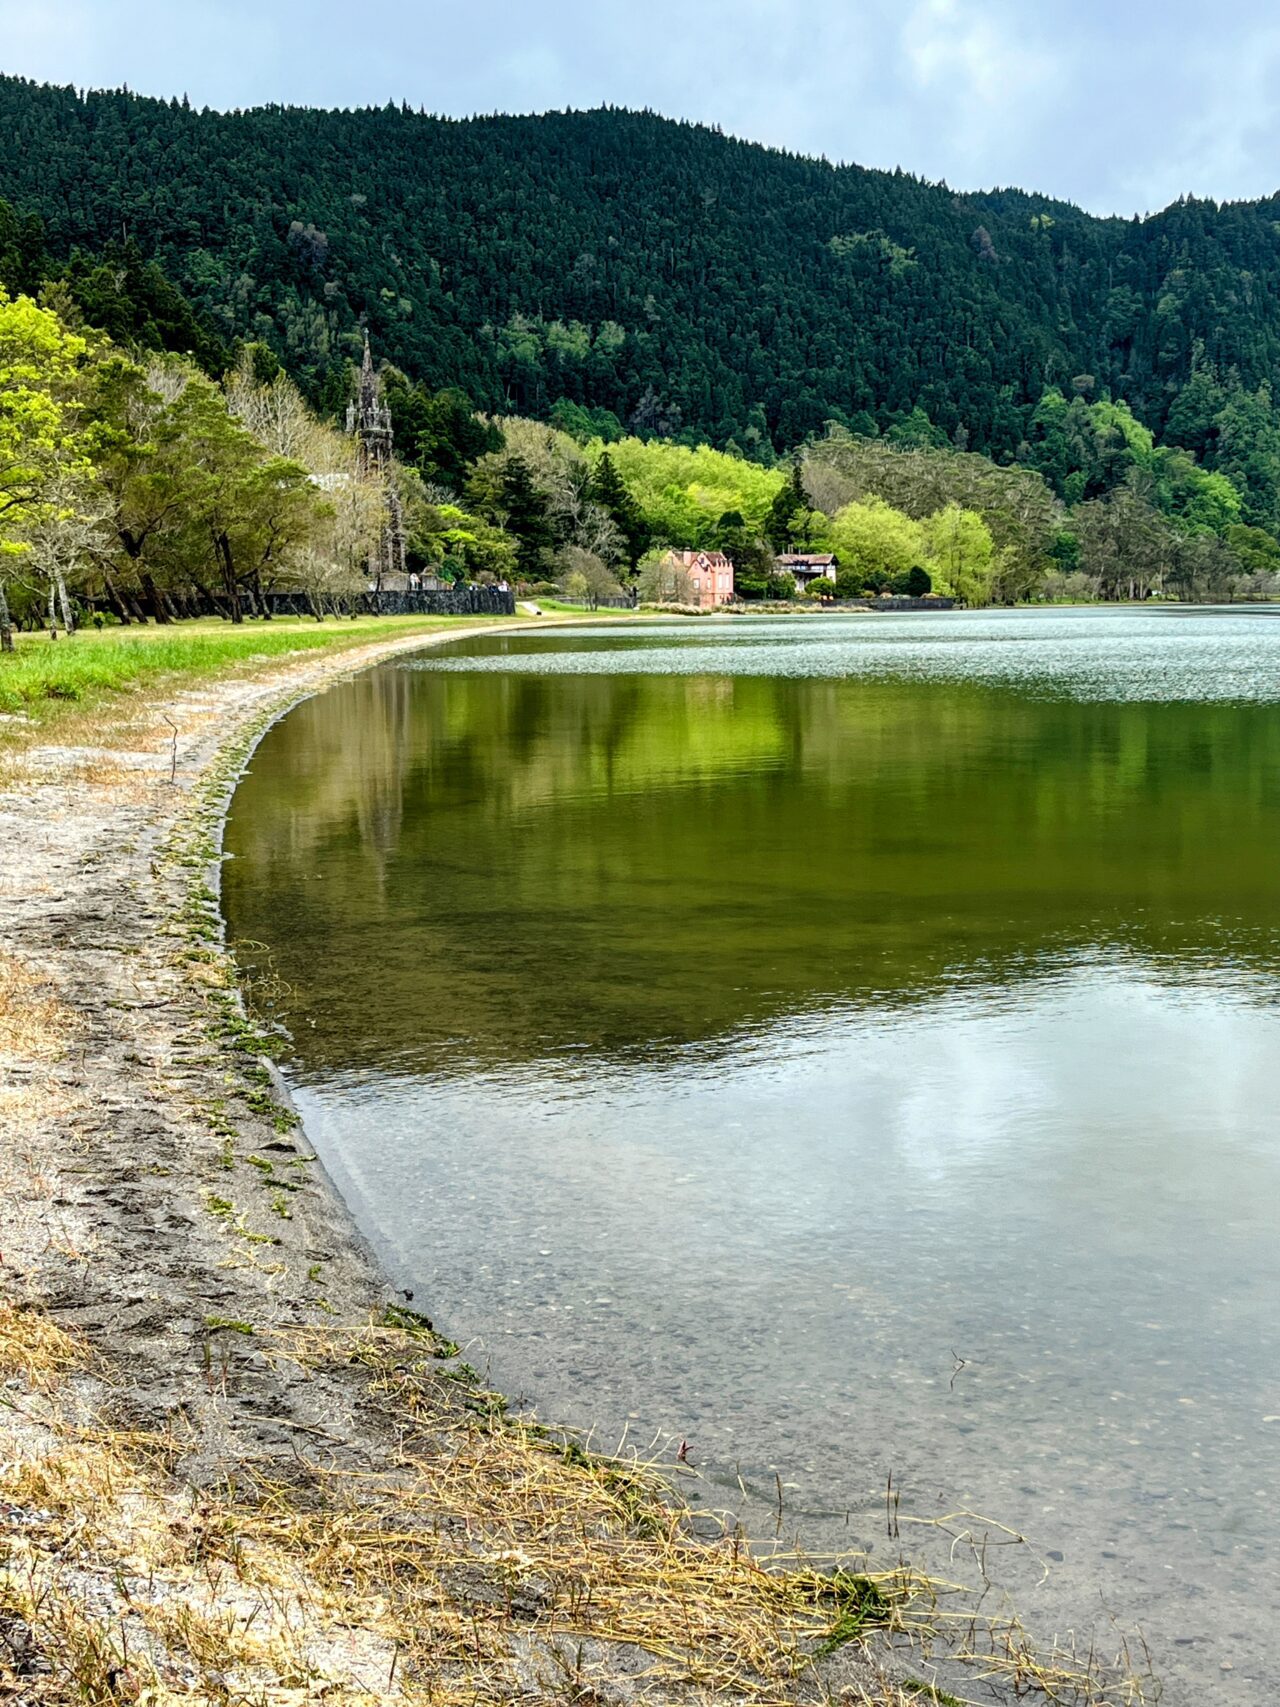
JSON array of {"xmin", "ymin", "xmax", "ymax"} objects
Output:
[
  {"xmin": 530, "ymin": 598, "xmax": 636, "ymax": 615},
  {"xmin": 0, "ymin": 614, "xmax": 508, "ymax": 735}
]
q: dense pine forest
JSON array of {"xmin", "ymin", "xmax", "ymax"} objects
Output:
[
  {"xmin": 5, "ymin": 72, "xmax": 1280, "ymax": 619},
  {"xmin": 6, "ymin": 75, "xmax": 1280, "ymax": 458}
]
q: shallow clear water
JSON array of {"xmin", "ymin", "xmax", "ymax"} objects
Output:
[{"xmin": 224, "ymin": 608, "xmax": 1280, "ymax": 1703}]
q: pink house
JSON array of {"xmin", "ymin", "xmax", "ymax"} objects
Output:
[{"xmin": 662, "ymin": 549, "xmax": 736, "ymax": 609}]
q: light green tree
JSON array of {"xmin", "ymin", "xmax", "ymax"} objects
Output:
[
  {"xmin": 594, "ymin": 439, "xmax": 786, "ymax": 545},
  {"xmin": 824, "ymin": 496, "xmax": 925, "ymax": 587},
  {"xmin": 414, "ymin": 501, "xmax": 518, "ymax": 581},
  {"xmin": 1147, "ymin": 448, "xmax": 1243, "ymax": 535},
  {"xmin": 0, "ymin": 290, "xmax": 94, "ymax": 649},
  {"xmin": 921, "ymin": 504, "xmax": 996, "ymax": 604}
]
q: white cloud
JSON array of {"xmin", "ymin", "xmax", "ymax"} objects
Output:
[
  {"xmin": 895, "ymin": 0, "xmax": 1067, "ymax": 189},
  {"xmin": 916, "ymin": 2, "xmax": 1054, "ymax": 104}
]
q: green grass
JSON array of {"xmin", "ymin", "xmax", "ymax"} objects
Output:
[
  {"xmin": 0, "ymin": 613, "xmax": 507, "ymax": 731},
  {"xmin": 813, "ymin": 1573, "xmax": 893, "ymax": 1654},
  {"xmin": 901, "ymin": 1684, "xmax": 964, "ymax": 1707},
  {"xmin": 530, "ymin": 599, "xmax": 636, "ymax": 616}
]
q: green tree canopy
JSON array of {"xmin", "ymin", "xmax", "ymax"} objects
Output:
[{"xmin": 824, "ymin": 497, "xmax": 925, "ymax": 588}]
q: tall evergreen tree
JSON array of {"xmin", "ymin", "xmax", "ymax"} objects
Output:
[
  {"xmin": 498, "ymin": 455, "xmax": 555, "ymax": 577},
  {"xmin": 765, "ymin": 464, "xmax": 810, "ymax": 550},
  {"xmin": 591, "ymin": 451, "xmax": 648, "ymax": 567}
]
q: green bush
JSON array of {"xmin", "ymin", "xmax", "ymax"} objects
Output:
[{"xmin": 833, "ymin": 569, "xmax": 868, "ymax": 599}]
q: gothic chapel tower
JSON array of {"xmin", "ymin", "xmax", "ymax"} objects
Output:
[{"xmin": 346, "ymin": 333, "xmax": 407, "ymax": 586}]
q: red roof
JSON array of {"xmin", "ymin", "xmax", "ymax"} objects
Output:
[{"xmin": 666, "ymin": 549, "xmax": 734, "ymax": 570}]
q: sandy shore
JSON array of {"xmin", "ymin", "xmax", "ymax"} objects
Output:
[{"xmin": 0, "ymin": 622, "xmax": 921, "ymax": 1705}]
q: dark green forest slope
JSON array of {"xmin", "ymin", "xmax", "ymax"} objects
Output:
[{"xmin": 5, "ymin": 75, "xmax": 1280, "ymax": 468}]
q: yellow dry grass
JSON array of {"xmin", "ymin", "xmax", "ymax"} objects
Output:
[
  {"xmin": 0, "ymin": 953, "xmax": 73, "ymax": 1063},
  {"xmin": 0, "ymin": 1305, "xmax": 1152, "ymax": 1707},
  {"xmin": 0, "ymin": 1302, "xmax": 82, "ymax": 1388}
]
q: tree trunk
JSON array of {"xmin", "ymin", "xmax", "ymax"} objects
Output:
[
  {"xmin": 0, "ymin": 581, "xmax": 13, "ymax": 652},
  {"xmin": 189, "ymin": 572, "xmax": 231, "ymax": 621},
  {"xmin": 54, "ymin": 570, "xmax": 75, "ymax": 635},
  {"xmin": 217, "ymin": 535, "xmax": 242, "ymax": 624},
  {"xmin": 102, "ymin": 573, "xmax": 132, "ymax": 625},
  {"xmin": 47, "ymin": 578, "xmax": 59, "ymax": 639},
  {"xmin": 140, "ymin": 571, "xmax": 171, "ymax": 624},
  {"xmin": 117, "ymin": 532, "xmax": 162, "ymax": 623}
]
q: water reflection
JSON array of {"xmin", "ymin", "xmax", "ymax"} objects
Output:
[{"xmin": 224, "ymin": 611, "xmax": 1280, "ymax": 1705}]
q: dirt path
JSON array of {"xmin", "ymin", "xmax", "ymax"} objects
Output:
[
  {"xmin": 0, "ymin": 624, "xmax": 909, "ymax": 1705},
  {"xmin": 1, "ymin": 625, "xmax": 511, "ymax": 1404}
]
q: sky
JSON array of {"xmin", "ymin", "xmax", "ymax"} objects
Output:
[{"xmin": 4, "ymin": 0, "xmax": 1280, "ymax": 217}]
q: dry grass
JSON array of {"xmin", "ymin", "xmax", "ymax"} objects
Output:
[
  {"xmin": 1, "ymin": 1307, "xmax": 895, "ymax": 1705},
  {"xmin": 0, "ymin": 954, "xmax": 73, "ymax": 1063},
  {"xmin": 0, "ymin": 957, "xmax": 81, "ymax": 1176},
  {"xmin": 0, "ymin": 1303, "xmax": 82, "ymax": 1389},
  {"xmin": 0, "ymin": 1305, "xmax": 1153, "ymax": 1707}
]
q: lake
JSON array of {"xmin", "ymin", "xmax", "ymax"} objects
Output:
[{"xmin": 223, "ymin": 608, "xmax": 1280, "ymax": 1704}]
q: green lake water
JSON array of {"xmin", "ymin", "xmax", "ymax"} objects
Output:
[{"xmin": 224, "ymin": 608, "xmax": 1280, "ymax": 1703}]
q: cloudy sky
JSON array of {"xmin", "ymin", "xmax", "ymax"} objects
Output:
[{"xmin": 4, "ymin": 0, "xmax": 1280, "ymax": 216}]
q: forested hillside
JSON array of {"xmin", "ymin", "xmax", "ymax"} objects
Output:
[
  {"xmin": 7, "ymin": 74, "xmax": 1280, "ymax": 618},
  {"xmin": 5, "ymin": 74, "xmax": 1280, "ymax": 470},
  {"xmin": 0, "ymin": 194, "xmax": 226, "ymax": 372}
]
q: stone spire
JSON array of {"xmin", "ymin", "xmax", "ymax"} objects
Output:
[{"xmin": 348, "ymin": 331, "xmax": 405, "ymax": 586}]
